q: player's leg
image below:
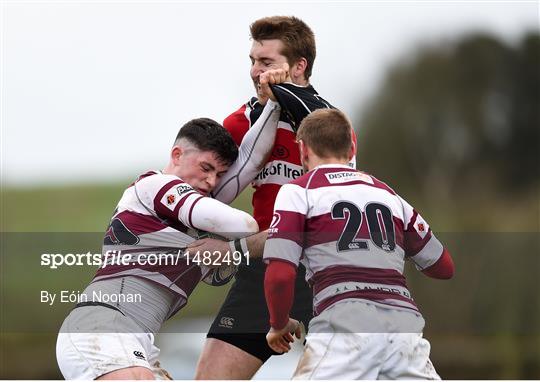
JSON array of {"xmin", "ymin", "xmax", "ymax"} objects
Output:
[
  {"xmin": 374, "ymin": 306, "xmax": 439, "ymax": 380},
  {"xmin": 380, "ymin": 333, "xmax": 441, "ymax": 380},
  {"xmin": 196, "ymin": 273, "xmax": 272, "ymax": 379},
  {"xmin": 195, "ymin": 337, "xmax": 263, "ymax": 379},
  {"xmin": 56, "ymin": 306, "xmax": 161, "ymax": 379},
  {"xmin": 294, "ymin": 300, "xmax": 388, "ymax": 379}
]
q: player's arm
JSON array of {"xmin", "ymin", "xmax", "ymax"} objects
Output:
[
  {"xmin": 263, "ymin": 184, "xmax": 306, "ymax": 352},
  {"xmin": 153, "ymin": 180, "xmax": 258, "ymax": 240},
  {"xmin": 400, "ymin": 196, "xmax": 455, "ymax": 279},
  {"xmin": 422, "ymin": 248, "xmax": 454, "ymax": 279},
  {"xmin": 212, "ymin": 65, "xmax": 291, "ymax": 204}
]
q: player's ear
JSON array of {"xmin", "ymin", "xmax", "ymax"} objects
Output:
[
  {"xmin": 349, "ymin": 140, "xmax": 356, "ymax": 161},
  {"xmin": 291, "ymin": 58, "xmax": 308, "ymax": 82},
  {"xmin": 171, "ymin": 146, "xmax": 183, "ymax": 164},
  {"xmin": 298, "ymin": 140, "xmax": 309, "ymax": 163}
]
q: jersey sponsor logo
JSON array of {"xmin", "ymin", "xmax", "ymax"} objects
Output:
[
  {"xmin": 253, "ymin": 161, "xmax": 304, "ymax": 184},
  {"xmin": 314, "ymin": 281, "xmax": 413, "ymax": 306},
  {"xmin": 133, "ymin": 350, "xmax": 146, "ymax": 360},
  {"xmin": 166, "ymin": 194, "xmax": 176, "ymax": 205},
  {"xmin": 272, "ymin": 144, "xmax": 290, "ymax": 160},
  {"xmin": 268, "ymin": 212, "xmax": 281, "ymax": 234},
  {"xmin": 177, "ymin": 184, "xmax": 193, "ymax": 195},
  {"xmin": 218, "ymin": 316, "xmax": 235, "ymax": 329},
  {"xmin": 325, "ymin": 171, "xmax": 373, "ymax": 185}
]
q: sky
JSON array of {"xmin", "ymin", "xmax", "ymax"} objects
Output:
[{"xmin": 1, "ymin": 0, "xmax": 538, "ymax": 186}]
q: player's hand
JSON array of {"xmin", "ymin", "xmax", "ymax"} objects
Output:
[
  {"xmin": 258, "ymin": 63, "xmax": 291, "ymax": 104},
  {"xmin": 266, "ymin": 318, "xmax": 302, "ymax": 354},
  {"xmin": 186, "ymin": 237, "xmax": 228, "ymax": 269}
]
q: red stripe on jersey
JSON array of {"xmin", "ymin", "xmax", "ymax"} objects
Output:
[
  {"xmin": 305, "ymin": 211, "xmax": 366, "ymax": 248},
  {"xmin": 405, "ymin": 229, "xmax": 433, "ymax": 257},
  {"xmin": 304, "ymin": 212, "xmax": 405, "ymax": 249},
  {"xmin": 314, "ymin": 289, "xmax": 418, "ymax": 316},
  {"xmin": 223, "ymin": 104, "xmax": 250, "ymax": 146},
  {"xmin": 267, "ymin": 210, "xmax": 305, "ymax": 246},
  {"xmin": 114, "ymin": 210, "xmax": 168, "ymax": 235},
  {"xmin": 153, "ymin": 181, "xmax": 199, "ymax": 223},
  {"xmin": 406, "ymin": 210, "xmax": 418, "ymax": 231},
  {"xmin": 310, "ymin": 265, "xmax": 408, "ymax": 295}
]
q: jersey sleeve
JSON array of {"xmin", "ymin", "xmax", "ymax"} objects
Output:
[
  {"xmin": 147, "ymin": 175, "xmax": 258, "ymax": 238},
  {"xmin": 399, "ymin": 196, "xmax": 444, "ymax": 271},
  {"xmin": 151, "ymin": 178, "xmax": 201, "ymax": 223},
  {"xmin": 188, "ymin": 197, "xmax": 259, "ymax": 239},
  {"xmin": 263, "ymin": 183, "xmax": 307, "ymax": 267},
  {"xmin": 270, "ymin": 83, "xmax": 333, "ymax": 132},
  {"xmin": 212, "ymin": 100, "xmax": 281, "ymax": 204}
]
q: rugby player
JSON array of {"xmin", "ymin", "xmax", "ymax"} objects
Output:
[
  {"xmin": 55, "ymin": 68, "xmax": 288, "ymax": 380},
  {"xmin": 191, "ymin": 16, "xmax": 357, "ymax": 380},
  {"xmin": 264, "ymin": 109, "xmax": 455, "ymax": 379}
]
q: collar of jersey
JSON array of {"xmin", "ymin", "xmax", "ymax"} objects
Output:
[{"xmin": 312, "ymin": 163, "xmax": 352, "ymax": 171}]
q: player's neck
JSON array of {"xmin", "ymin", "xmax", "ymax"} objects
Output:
[
  {"xmin": 293, "ymin": 76, "xmax": 309, "ymax": 86},
  {"xmin": 307, "ymin": 157, "xmax": 349, "ymax": 171}
]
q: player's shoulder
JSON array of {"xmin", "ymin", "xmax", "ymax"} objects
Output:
[
  {"xmin": 131, "ymin": 170, "xmax": 186, "ymax": 191},
  {"xmin": 290, "ymin": 166, "xmax": 399, "ymax": 195},
  {"xmin": 360, "ymin": 172, "xmax": 398, "ymax": 196}
]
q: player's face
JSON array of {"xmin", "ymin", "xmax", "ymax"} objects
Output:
[
  {"xmin": 249, "ymin": 39, "xmax": 290, "ymax": 99},
  {"xmin": 175, "ymin": 149, "xmax": 229, "ymax": 196}
]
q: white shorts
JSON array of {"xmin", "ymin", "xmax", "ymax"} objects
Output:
[
  {"xmin": 56, "ymin": 305, "xmax": 171, "ymax": 380},
  {"xmin": 293, "ymin": 300, "xmax": 440, "ymax": 380}
]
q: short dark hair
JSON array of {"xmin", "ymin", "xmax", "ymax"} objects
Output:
[
  {"xmin": 250, "ymin": 16, "xmax": 316, "ymax": 80},
  {"xmin": 297, "ymin": 109, "xmax": 352, "ymax": 160},
  {"xmin": 175, "ymin": 118, "xmax": 238, "ymax": 166}
]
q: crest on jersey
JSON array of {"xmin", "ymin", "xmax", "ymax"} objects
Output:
[
  {"xmin": 272, "ymin": 144, "xmax": 290, "ymax": 160},
  {"xmin": 161, "ymin": 186, "xmax": 183, "ymax": 211},
  {"xmin": 414, "ymin": 216, "xmax": 429, "ymax": 239}
]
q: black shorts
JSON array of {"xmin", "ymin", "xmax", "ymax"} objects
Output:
[{"xmin": 207, "ymin": 259, "xmax": 313, "ymax": 362}]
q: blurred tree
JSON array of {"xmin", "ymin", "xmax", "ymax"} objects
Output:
[
  {"xmin": 355, "ymin": 32, "xmax": 540, "ymax": 378},
  {"xmin": 357, "ymin": 32, "xmax": 539, "ymax": 205}
]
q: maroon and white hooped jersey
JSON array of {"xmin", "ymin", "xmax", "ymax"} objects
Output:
[
  {"xmin": 264, "ymin": 164, "xmax": 444, "ymax": 316},
  {"xmin": 94, "ymin": 170, "xmax": 257, "ymax": 314}
]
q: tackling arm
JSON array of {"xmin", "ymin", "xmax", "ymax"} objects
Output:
[{"xmin": 212, "ymin": 100, "xmax": 281, "ymax": 204}]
